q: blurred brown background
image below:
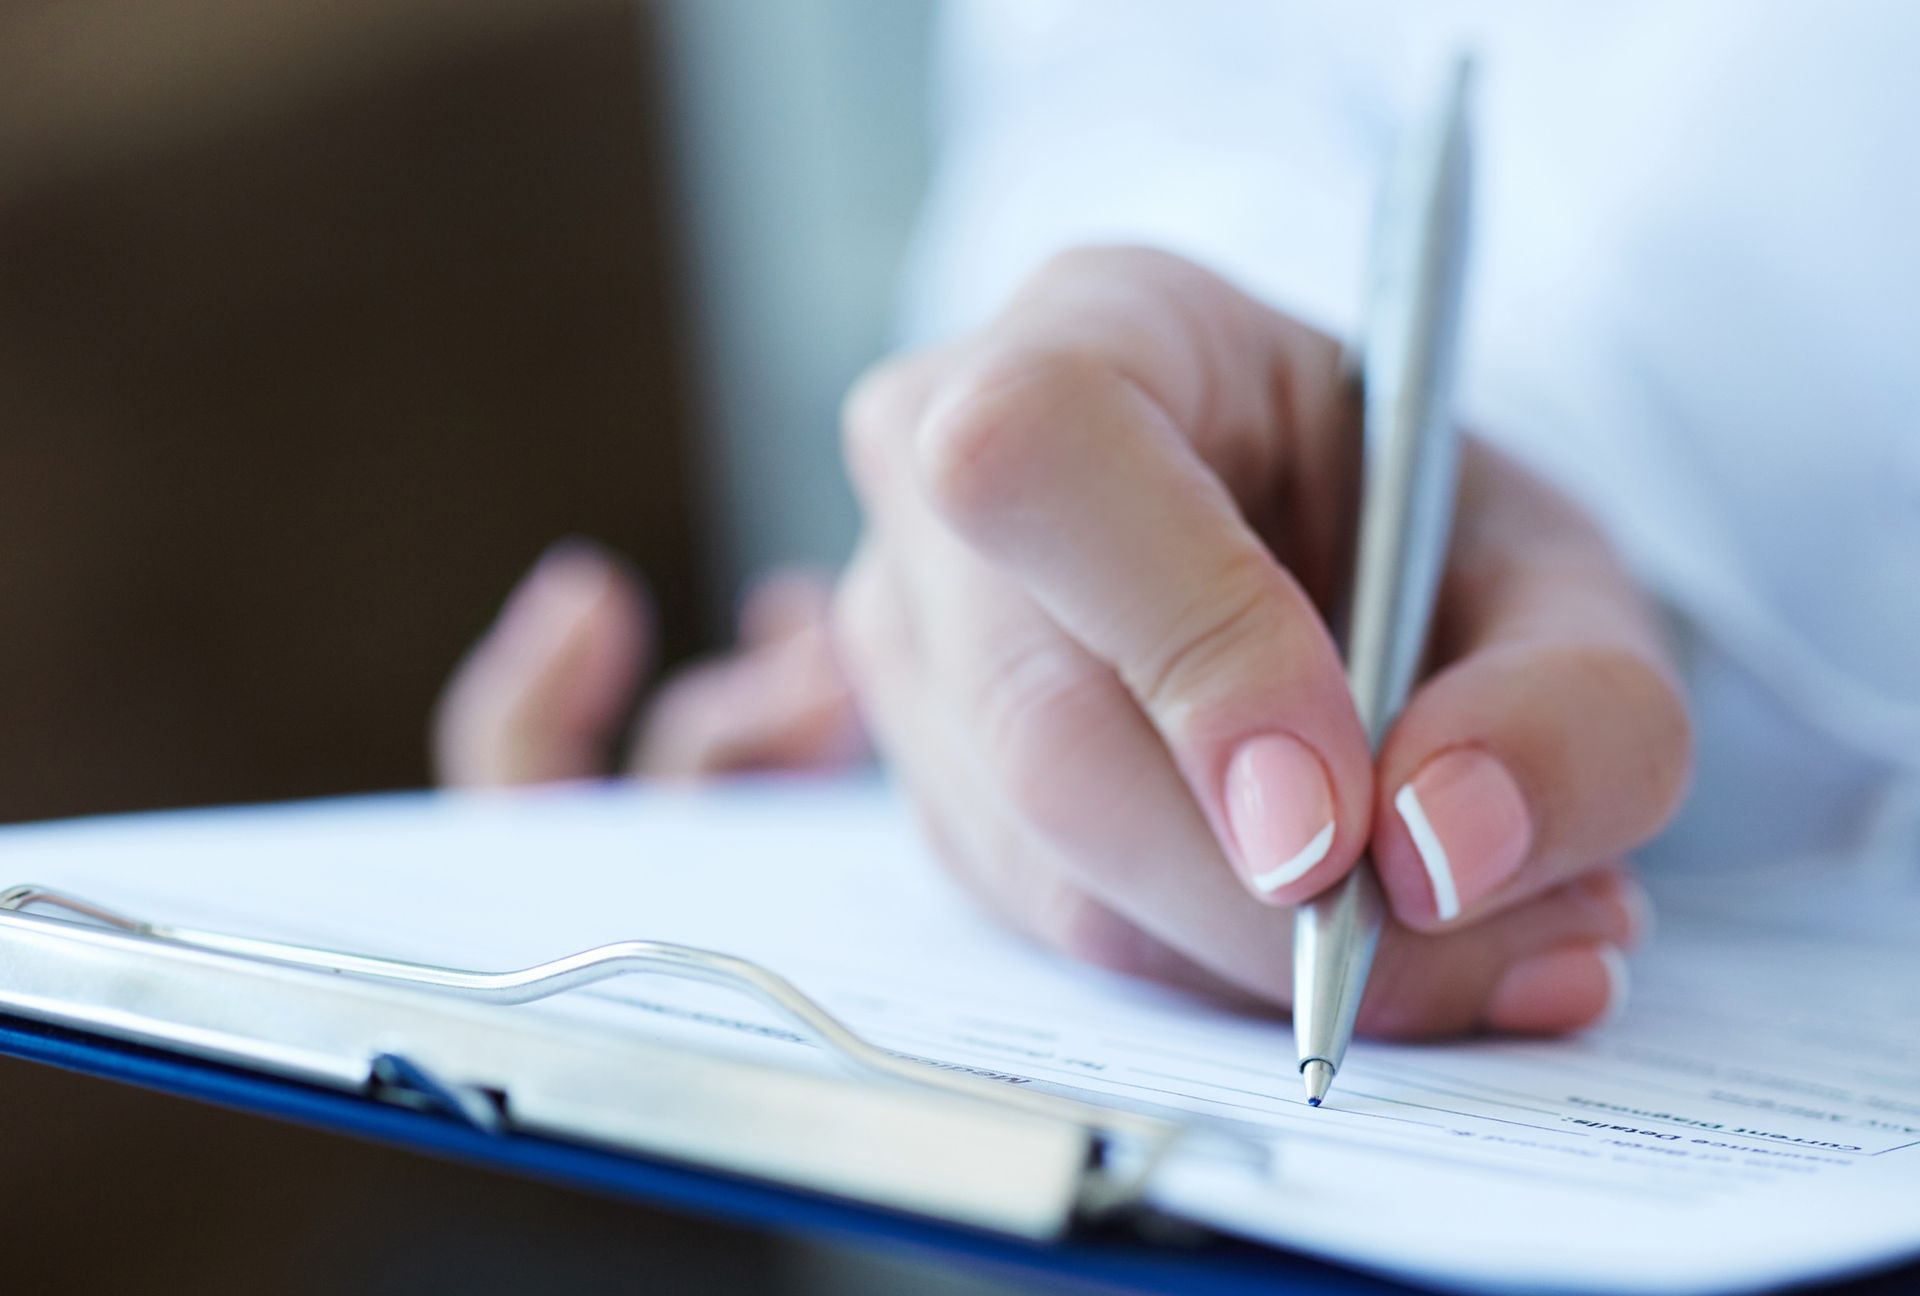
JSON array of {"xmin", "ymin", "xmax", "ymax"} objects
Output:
[
  {"xmin": 0, "ymin": 0, "xmax": 703, "ymax": 821},
  {"xmin": 0, "ymin": 1, "xmax": 983, "ymax": 1289}
]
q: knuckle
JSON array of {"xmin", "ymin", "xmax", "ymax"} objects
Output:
[
  {"xmin": 1620, "ymin": 657, "xmax": 1694, "ymax": 831},
  {"xmin": 1123, "ymin": 557, "xmax": 1277, "ymax": 721},
  {"xmin": 915, "ymin": 345, "xmax": 1112, "ymax": 533},
  {"xmin": 1561, "ymin": 645, "xmax": 1695, "ymax": 835}
]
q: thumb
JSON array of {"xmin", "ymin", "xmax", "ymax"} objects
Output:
[
  {"xmin": 432, "ymin": 539, "xmax": 653, "ymax": 787},
  {"xmin": 1371, "ymin": 445, "xmax": 1691, "ymax": 930}
]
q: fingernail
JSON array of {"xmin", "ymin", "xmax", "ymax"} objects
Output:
[
  {"xmin": 497, "ymin": 542, "xmax": 612, "ymax": 648},
  {"xmin": 1223, "ymin": 734, "xmax": 1337, "ymax": 899},
  {"xmin": 1485, "ymin": 944, "xmax": 1628, "ymax": 1033},
  {"xmin": 1576, "ymin": 870, "xmax": 1655, "ymax": 949},
  {"xmin": 1393, "ymin": 747, "xmax": 1532, "ymax": 923},
  {"xmin": 532, "ymin": 540, "xmax": 613, "ymax": 604}
]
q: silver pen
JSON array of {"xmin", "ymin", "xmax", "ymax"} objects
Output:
[{"xmin": 1293, "ymin": 56, "xmax": 1475, "ymax": 1107}]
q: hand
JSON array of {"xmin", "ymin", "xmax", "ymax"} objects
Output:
[
  {"xmin": 833, "ymin": 246, "xmax": 1691, "ymax": 1036},
  {"xmin": 433, "ymin": 541, "xmax": 864, "ymax": 786}
]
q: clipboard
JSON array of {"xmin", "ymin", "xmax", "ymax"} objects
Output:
[
  {"xmin": 4, "ymin": 884, "xmax": 1920, "ymax": 1296},
  {"xmin": 0, "ymin": 884, "xmax": 1397, "ymax": 1295}
]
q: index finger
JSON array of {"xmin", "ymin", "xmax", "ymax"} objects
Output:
[{"xmin": 911, "ymin": 247, "xmax": 1374, "ymax": 905}]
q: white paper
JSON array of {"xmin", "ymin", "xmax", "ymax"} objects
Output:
[{"xmin": 0, "ymin": 780, "xmax": 1915, "ymax": 1294}]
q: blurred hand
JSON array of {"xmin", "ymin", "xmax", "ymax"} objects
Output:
[
  {"xmin": 433, "ymin": 541, "xmax": 864, "ymax": 786},
  {"xmin": 834, "ymin": 246, "xmax": 1691, "ymax": 1037}
]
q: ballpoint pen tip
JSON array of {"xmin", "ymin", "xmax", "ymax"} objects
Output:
[
  {"xmin": 1301, "ymin": 1058, "xmax": 1334, "ymax": 1107},
  {"xmin": 1307, "ymin": 1097, "xmax": 1321, "ymax": 1107}
]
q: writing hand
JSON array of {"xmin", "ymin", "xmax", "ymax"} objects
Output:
[{"xmin": 834, "ymin": 247, "xmax": 1690, "ymax": 1035}]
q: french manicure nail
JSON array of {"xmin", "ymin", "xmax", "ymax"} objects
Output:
[
  {"xmin": 1576, "ymin": 870, "xmax": 1656, "ymax": 949},
  {"xmin": 1393, "ymin": 747, "xmax": 1532, "ymax": 922},
  {"xmin": 1486, "ymin": 943, "xmax": 1628, "ymax": 1033},
  {"xmin": 1223, "ymin": 734, "xmax": 1337, "ymax": 899}
]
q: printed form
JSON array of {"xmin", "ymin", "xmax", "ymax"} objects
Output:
[{"xmin": 1, "ymin": 783, "xmax": 1915, "ymax": 1294}]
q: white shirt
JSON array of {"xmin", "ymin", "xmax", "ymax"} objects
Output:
[{"xmin": 900, "ymin": 0, "xmax": 1920, "ymax": 873}]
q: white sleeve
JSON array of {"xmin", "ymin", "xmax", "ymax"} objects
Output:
[
  {"xmin": 894, "ymin": 1, "xmax": 1920, "ymax": 869},
  {"xmin": 897, "ymin": 0, "xmax": 1409, "ymax": 346}
]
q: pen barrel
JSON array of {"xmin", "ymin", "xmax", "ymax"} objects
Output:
[
  {"xmin": 1345, "ymin": 59, "xmax": 1473, "ymax": 746},
  {"xmin": 1293, "ymin": 55, "xmax": 1474, "ymax": 1081},
  {"xmin": 1291, "ymin": 864, "xmax": 1384, "ymax": 1072}
]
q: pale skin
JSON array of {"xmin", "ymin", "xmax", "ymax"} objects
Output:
[{"xmin": 435, "ymin": 246, "xmax": 1694, "ymax": 1040}]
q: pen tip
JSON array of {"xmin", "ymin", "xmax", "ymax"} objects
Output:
[{"xmin": 1301, "ymin": 1058, "xmax": 1335, "ymax": 1107}]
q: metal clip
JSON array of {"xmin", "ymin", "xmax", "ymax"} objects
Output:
[{"xmin": 0, "ymin": 884, "xmax": 1173, "ymax": 1184}]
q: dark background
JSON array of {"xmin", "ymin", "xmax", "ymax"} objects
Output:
[
  {"xmin": 0, "ymin": 3, "xmax": 983, "ymax": 1289},
  {"xmin": 0, "ymin": 0, "xmax": 704, "ymax": 823}
]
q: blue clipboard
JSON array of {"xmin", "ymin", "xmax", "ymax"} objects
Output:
[
  {"xmin": 0, "ymin": 885, "xmax": 1408, "ymax": 1295},
  {"xmin": 1, "ymin": 886, "xmax": 1915, "ymax": 1296},
  {"xmin": 0, "ymin": 1012, "xmax": 1398, "ymax": 1296}
]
